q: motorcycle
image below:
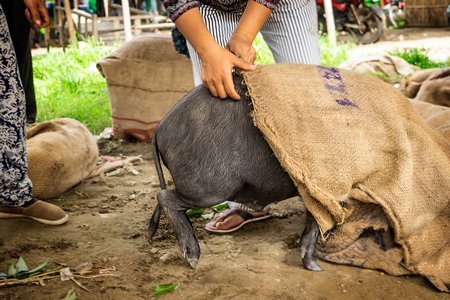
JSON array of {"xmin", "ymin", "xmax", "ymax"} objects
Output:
[
  {"xmin": 360, "ymin": 0, "xmax": 405, "ymax": 28},
  {"xmin": 383, "ymin": 0, "xmax": 405, "ymax": 28},
  {"xmin": 317, "ymin": 0, "xmax": 385, "ymax": 44},
  {"xmin": 364, "ymin": 0, "xmax": 405, "ymax": 28}
]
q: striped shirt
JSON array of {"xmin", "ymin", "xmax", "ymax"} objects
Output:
[{"xmin": 163, "ymin": 0, "xmax": 279, "ymax": 21}]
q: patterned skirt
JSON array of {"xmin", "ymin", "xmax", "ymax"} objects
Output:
[{"xmin": 0, "ymin": 5, "xmax": 34, "ymax": 207}]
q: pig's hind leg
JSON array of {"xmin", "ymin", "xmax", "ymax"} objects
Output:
[{"xmin": 155, "ymin": 189, "xmax": 202, "ymax": 269}]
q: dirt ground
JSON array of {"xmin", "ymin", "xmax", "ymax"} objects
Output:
[{"xmin": 1, "ymin": 27, "xmax": 450, "ymax": 300}]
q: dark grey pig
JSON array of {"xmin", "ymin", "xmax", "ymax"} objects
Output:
[{"xmin": 148, "ymin": 72, "xmax": 321, "ymax": 271}]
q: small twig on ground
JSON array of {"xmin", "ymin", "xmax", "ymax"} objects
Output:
[
  {"xmin": 73, "ymin": 274, "xmax": 119, "ymax": 279},
  {"xmin": 70, "ymin": 277, "xmax": 93, "ymax": 293},
  {"xmin": 53, "ymin": 261, "xmax": 68, "ymax": 268},
  {"xmin": 0, "ymin": 275, "xmax": 61, "ymax": 287},
  {"xmin": 0, "ymin": 273, "xmax": 119, "ymax": 287}
]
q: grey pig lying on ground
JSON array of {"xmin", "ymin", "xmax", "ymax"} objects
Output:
[{"xmin": 148, "ymin": 72, "xmax": 322, "ymax": 272}]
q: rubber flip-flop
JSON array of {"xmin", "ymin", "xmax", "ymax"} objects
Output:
[{"xmin": 205, "ymin": 209, "xmax": 272, "ymax": 234}]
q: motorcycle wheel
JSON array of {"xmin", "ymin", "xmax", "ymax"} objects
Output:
[
  {"xmin": 389, "ymin": 5, "xmax": 404, "ymax": 28},
  {"xmin": 351, "ymin": 7, "xmax": 384, "ymax": 44}
]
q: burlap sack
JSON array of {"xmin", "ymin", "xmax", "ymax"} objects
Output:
[
  {"xmin": 338, "ymin": 54, "xmax": 418, "ymax": 77},
  {"xmin": 27, "ymin": 118, "xmax": 99, "ymax": 200},
  {"xmin": 400, "ymin": 67, "xmax": 450, "ymax": 99},
  {"xmin": 96, "ymin": 33, "xmax": 194, "ymax": 142},
  {"xmin": 413, "ymin": 68, "xmax": 450, "ymax": 107},
  {"xmin": 243, "ymin": 64, "xmax": 450, "ymax": 292},
  {"xmin": 410, "ymin": 99, "xmax": 450, "ymax": 140}
]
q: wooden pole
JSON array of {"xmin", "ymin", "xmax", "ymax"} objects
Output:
[
  {"xmin": 379, "ymin": 0, "xmax": 388, "ymax": 39},
  {"xmin": 122, "ymin": 0, "xmax": 133, "ymax": 41},
  {"xmin": 44, "ymin": 27, "xmax": 50, "ymax": 51},
  {"xmin": 104, "ymin": 0, "xmax": 109, "ymax": 17},
  {"xmin": 63, "ymin": 0, "xmax": 77, "ymax": 48},
  {"xmin": 323, "ymin": 0, "xmax": 336, "ymax": 47}
]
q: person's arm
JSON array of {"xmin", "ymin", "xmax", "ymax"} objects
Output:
[
  {"xmin": 227, "ymin": 0, "xmax": 273, "ymax": 64},
  {"xmin": 175, "ymin": 8, "xmax": 256, "ymax": 100},
  {"xmin": 23, "ymin": 0, "xmax": 50, "ymax": 27}
]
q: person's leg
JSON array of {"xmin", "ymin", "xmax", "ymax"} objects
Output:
[
  {"xmin": 261, "ymin": 0, "xmax": 321, "ymax": 65},
  {"xmin": 0, "ymin": 6, "xmax": 34, "ymax": 208},
  {"xmin": 20, "ymin": 44, "xmax": 37, "ymax": 125},
  {"xmin": 0, "ymin": 6, "xmax": 68, "ymax": 225},
  {"xmin": 1, "ymin": 0, "xmax": 37, "ymax": 124},
  {"xmin": 150, "ymin": 0, "xmax": 158, "ymax": 14}
]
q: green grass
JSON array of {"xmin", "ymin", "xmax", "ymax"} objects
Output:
[
  {"xmin": 33, "ymin": 40, "xmax": 118, "ymax": 135},
  {"xmin": 254, "ymin": 33, "xmax": 275, "ymax": 65},
  {"xmin": 318, "ymin": 36, "xmax": 354, "ymax": 67},
  {"xmin": 388, "ymin": 48, "xmax": 450, "ymax": 69}
]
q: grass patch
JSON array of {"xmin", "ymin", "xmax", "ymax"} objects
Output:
[
  {"xmin": 33, "ymin": 40, "xmax": 118, "ymax": 135},
  {"xmin": 254, "ymin": 33, "xmax": 275, "ymax": 65},
  {"xmin": 388, "ymin": 48, "xmax": 450, "ymax": 69},
  {"xmin": 319, "ymin": 36, "xmax": 354, "ymax": 67}
]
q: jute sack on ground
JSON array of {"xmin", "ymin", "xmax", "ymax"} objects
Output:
[
  {"xmin": 400, "ymin": 67, "xmax": 450, "ymax": 100},
  {"xmin": 410, "ymin": 98, "xmax": 450, "ymax": 140},
  {"xmin": 413, "ymin": 68, "xmax": 450, "ymax": 107},
  {"xmin": 96, "ymin": 33, "xmax": 194, "ymax": 142},
  {"xmin": 243, "ymin": 64, "xmax": 450, "ymax": 292},
  {"xmin": 338, "ymin": 54, "xmax": 418, "ymax": 77},
  {"xmin": 27, "ymin": 118, "xmax": 99, "ymax": 200}
]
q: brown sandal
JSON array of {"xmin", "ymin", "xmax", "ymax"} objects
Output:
[{"xmin": 205, "ymin": 209, "xmax": 272, "ymax": 233}]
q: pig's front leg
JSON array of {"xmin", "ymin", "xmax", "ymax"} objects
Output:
[
  {"xmin": 157, "ymin": 190, "xmax": 201, "ymax": 269},
  {"xmin": 300, "ymin": 212, "xmax": 323, "ymax": 271}
]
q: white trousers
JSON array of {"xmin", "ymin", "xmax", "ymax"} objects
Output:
[{"xmin": 187, "ymin": 0, "xmax": 321, "ymax": 86}]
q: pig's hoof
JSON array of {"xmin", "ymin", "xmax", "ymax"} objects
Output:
[
  {"xmin": 304, "ymin": 260, "xmax": 323, "ymax": 272},
  {"xmin": 180, "ymin": 241, "xmax": 200, "ymax": 269},
  {"xmin": 187, "ymin": 257, "xmax": 198, "ymax": 269}
]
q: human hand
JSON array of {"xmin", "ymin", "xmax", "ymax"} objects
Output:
[
  {"xmin": 23, "ymin": 0, "xmax": 50, "ymax": 27},
  {"xmin": 199, "ymin": 43, "xmax": 256, "ymax": 100},
  {"xmin": 226, "ymin": 31, "xmax": 257, "ymax": 65}
]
